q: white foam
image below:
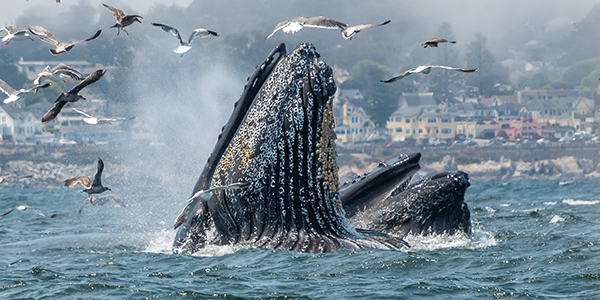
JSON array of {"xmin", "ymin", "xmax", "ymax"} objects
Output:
[
  {"xmin": 144, "ymin": 229, "xmax": 176, "ymax": 254},
  {"xmin": 562, "ymin": 199, "xmax": 600, "ymax": 205},
  {"xmin": 405, "ymin": 228, "xmax": 496, "ymax": 252},
  {"xmin": 549, "ymin": 215, "xmax": 565, "ymax": 224}
]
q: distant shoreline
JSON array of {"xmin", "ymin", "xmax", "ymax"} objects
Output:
[{"xmin": 1, "ymin": 142, "xmax": 599, "ymax": 188}]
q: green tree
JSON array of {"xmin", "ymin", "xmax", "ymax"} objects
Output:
[
  {"xmin": 464, "ymin": 33, "xmax": 509, "ymax": 97},
  {"xmin": 0, "ymin": 48, "xmax": 27, "ymax": 89},
  {"xmin": 518, "ymin": 72, "xmax": 551, "ymax": 90},
  {"xmin": 344, "ymin": 60, "xmax": 410, "ymax": 127}
]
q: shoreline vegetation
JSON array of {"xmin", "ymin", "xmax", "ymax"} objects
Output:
[{"xmin": 1, "ymin": 142, "xmax": 599, "ymax": 189}]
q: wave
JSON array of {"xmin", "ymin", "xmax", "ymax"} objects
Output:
[{"xmin": 562, "ymin": 199, "xmax": 600, "ymax": 205}]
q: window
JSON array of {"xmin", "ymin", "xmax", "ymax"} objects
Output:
[
  {"xmin": 405, "ymin": 118, "xmax": 410, "ymax": 123},
  {"xmin": 395, "ymin": 116, "xmax": 402, "ymax": 122},
  {"xmin": 441, "ymin": 118, "xmax": 451, "ymax": 123},
  {"xmin": 428, "ymin": 118, "xmax": 437, "ymax": 123},
  {"xmin": 441, "ymin": 128, "xmax": 452, "ymax": 134},
  {"xmin": 395, "ymin": 128, "xmax": 403, "ymax": 132},
  {"xmin": 406, "ymin": 129, "xmax": 410, "ymax": 133},
  {"xmin": 418, "ymin": 129, "xmax": 423, "ymax": 133}
]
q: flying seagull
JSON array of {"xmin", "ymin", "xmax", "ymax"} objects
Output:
[
  {"xmin": 0, "ymin": 25, "xmax": 34, "ymax": 46},
  {"xmin": 103, "ymin": 3, "xmax": 143, "ymax": 36},
  {"xmin": 341, "ymin": 20, "xmax": 390, "ymax": 40},
  {"xmin": 69, "ymin": 105, "xmax": 135, "ymax": 125},
  {"xmin": 63, "ymin": 157, "xmax": 111, "ymax": 203},
  {"xmin": 1, "ymin": 204, "xmax": 56, "ymax": 218},
  {"xmin": 174, "ymin": 182, "xmax": 250, "ymax": 229},
  {"xmin": 0, "ymin": 174, "xmax": 33, "ymax": 184},
  {"xmin": 28, "ymin": 26, "xmax": 101, "ymax": 55},
  {"xmin": 421, "ymin": 38, "xmax": 456, "ymax": 48},
  {"xmin": 265, "ymin": 16, "xmax": 347, "ymax": 40},
  {"xmin": 42, "ymin": 69, "xmax": 106, "ymax": 124},
  {"xmin": 34, "ymin": 64, "xmax": 85, "ymax": 87},
  {"xmin": 0, "ymin": 79, "xmax": 50, "ymax": 104},
  {"xmin": 381, "ymin": 65, "xmax": 478, "ymax": 83},
  {"xmin": 151, "ymin": 23, "xmax": 218, "ymax": 57}
]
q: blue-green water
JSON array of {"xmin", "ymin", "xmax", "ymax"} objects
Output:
[{"xmin": 1, "ymin": 178, "xmax": 599, "ymax": 299}]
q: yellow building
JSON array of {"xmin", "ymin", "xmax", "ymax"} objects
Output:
[{"xmin": 334, "ymin": 101, "xmax": 376, "ymax": 143}]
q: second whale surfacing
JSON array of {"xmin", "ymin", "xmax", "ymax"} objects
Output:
[{"xmin": 173, "ymin": 43, "xmax": 471, "ymax": 254}]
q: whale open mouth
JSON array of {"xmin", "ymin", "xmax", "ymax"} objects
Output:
[{"xmin": 173, "ymin": 43, "xmax": 471, "ymax": 254}]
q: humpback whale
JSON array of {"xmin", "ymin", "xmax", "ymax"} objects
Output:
[{"xmin": 173, "ymin": 43, "xmax": 471, "ymax": 254}]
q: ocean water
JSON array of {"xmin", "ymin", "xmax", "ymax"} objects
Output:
[{"xmin": 1, "ymin": 178, "xmax": 599, "ymax": 299}]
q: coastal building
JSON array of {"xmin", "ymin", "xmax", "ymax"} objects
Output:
[
  {"xmin": 0, "ymin": 104, "xmax": 41, "ymax": 142},
  {"xmin": 333, "ymin": 89, "xmax": 376, "ymax": 143},
  {"xmin": 387, "ymin": 93, "xmax": 457, "ymax": 142}
]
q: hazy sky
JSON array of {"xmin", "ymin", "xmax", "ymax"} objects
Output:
[{"xmin": 1, "ymin": 0, "xmax": 193, "ymax": 25}]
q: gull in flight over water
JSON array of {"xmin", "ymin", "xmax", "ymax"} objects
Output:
[
  {"xmin": 28, "ymin": 26, "xmax": 101, "ymax": 55},
  {"xmin": 42, "ymin": 69, "xmax": 106, "ymax": 124},
  {"xmin": 69, "ymin": 105, "xmax": 135, "ymax": 125},
  {"xmin": 0, "ymin": 79, "xmax": 50, "ymax": 104},
  {"xmin": 421, "ymin": 38, "xmax": 456, "ymax": 48},
  {"xmin": 103, "ymin": 3, "xmax": 143, "ymax": 36},
  {"xmin": 0, "ymin": 25, "xmax": 34, "ymax": 46},
  {"xmin": 1, "ymin": 204, "xmax": 56, "ymax": 218},
  {"xmin": 341, "ymin": 20, "xmax": 390, "ymax": 40},
  {"xmin": 63, "ymin": 157, "xmax": 111, "ymax": 203},
  {"xmin": 265, "ymin": 16, "xmax": 347, "ymax": 40},
  {"xmin": 151, "ymin": 23, "xmax": 219, "ymax": 57},
  {"xmin": 174, "ymin": 182, "xmax": 251, "ymax": 229},
  {"xmin": 381, "ymin": 65, "xmax": 478, "ymax": 83}
]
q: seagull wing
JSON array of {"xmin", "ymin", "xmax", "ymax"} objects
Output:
[
  {"xmin": 0, "ymin": 208, "xmax": 15, "ymax": 218},
  {"xmin": 0, "ymin": 79, "xmax": 17, "ymax": 96},
  {"xmin": 16, "ymin": 204, "xmax": 50, "ymax": 218},
  {"xmin": 103, "ymin": 3, "xmax": 125, "ymax": 22},
  {"xmin": 151, "ymin": 23, "xmax": 185, "ymax": 45},
  {"xmin": 430, "ymin": 65, "xmax": 478, "ymax": 73},
  {"xmin": 173, "ymin": 182, "xmax": 250, "ymax": 229},
  {"xmin": 70, "ymin": 106, "xmax": 96, "ymax": 118},
  {"xmin": 91, "ymin": 157, "xmax": 104, "ymax": 187},
  {"xmin": 265, "ymin": 19, "xmax": 295, "ymax": 40},
  {"xmin": 42, "ymin": 100, "xmax": 67, "ymax": 124},
  {"xmin": 188, "ymin": 28, "xmax": 218, "ymax": 43},
  {"xmin": 302, "ymin": 16, "xmax": 347, "ymax": 29},
  {"xmin": 346, "ymin": 20, "xmax": 390, "ymax": 32},
  {"xmin": 27, "ymin": 83, "xmax": 51, "ymax": 94},
  {"xmin": 380, "ymin": 68, "xmax": 419, "ymax": 83},
  {"xmin": 28, "ymin": 26, "xmax": 53, "ymax": 37},
  {"xmin": 68, "ymin": 30, "xmax": 102, "ymax": 47},
  {"xmin": 51, "ymin": 64, "xmax": 85, "ymax": 80},
  {"xmin": 63, "ymin": 176, "xmax": 92, "ymax": 188},
  {"xmin": 67, "ymin": 69, "xmax": 106, "ymax": 95},
  {"xmin": 342, "ymin": 20, "xmax": 390, "ymax": 39},
  {"xmin": 28, "ymin": 28, "xmax": 60, "ymax": 47}
]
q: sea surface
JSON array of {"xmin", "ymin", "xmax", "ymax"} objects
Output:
[{"xmin": 1, "ymin": 178, "xmax": 599, "ymax": 299}]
